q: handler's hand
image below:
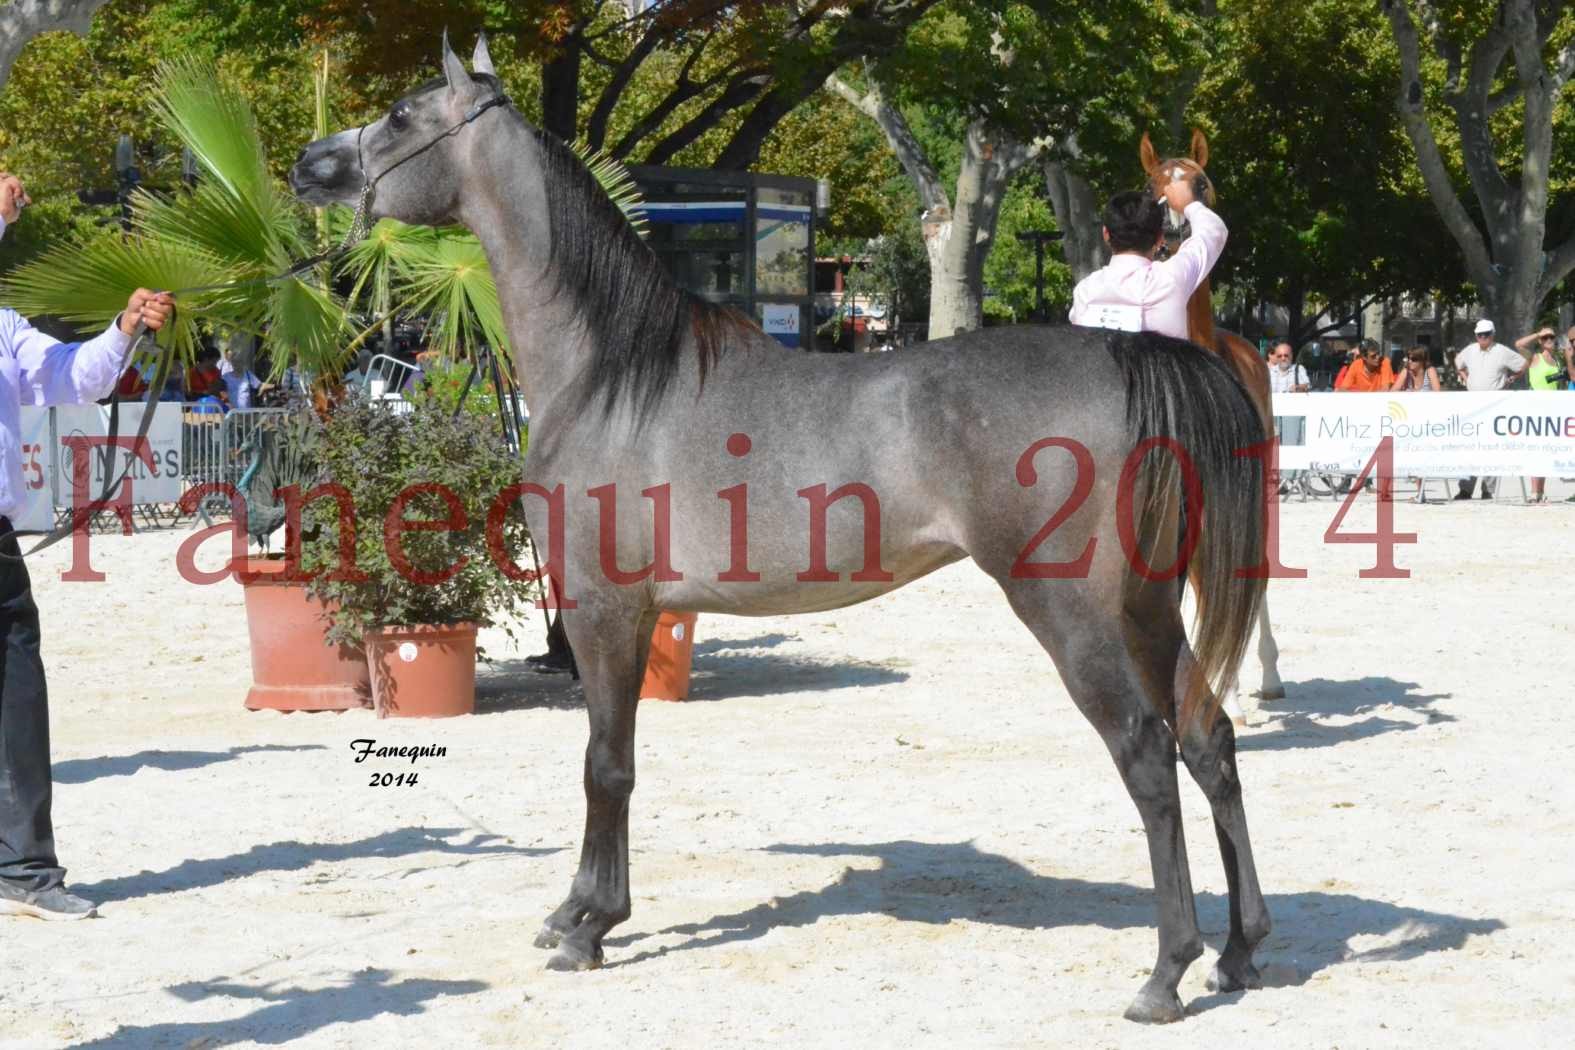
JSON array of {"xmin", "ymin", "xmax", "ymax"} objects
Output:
[
  {"xmin": 0, "ymin": 173, "xmax": 31, "ymax": 224},
  {"xmin": 1161, "ymin": 176, "xmax": 1197, "ymax": 213},
  {"xmin": 120, "ymin": 289, "xmax": 175, "ymax": 336}
]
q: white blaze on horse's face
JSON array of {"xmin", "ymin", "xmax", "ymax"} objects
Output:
[{"xmin": 1165, "ymin": 166, "xmax": 1189, "ymax": 228}]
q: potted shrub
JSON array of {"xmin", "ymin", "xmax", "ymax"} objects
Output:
[
  {"xmin": 230, "ymin": 413, "xmax": 372, "ymax": 711},
  {"xmin": 298, "ymin": 388, "xmax": 535, "ymax": 718}
]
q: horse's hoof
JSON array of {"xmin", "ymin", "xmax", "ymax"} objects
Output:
[
  {"xmin": 1254, "ymin": 685, "xmax": 1286, "ymax": 701},
  {"xmin": 1205, "ymin": 958, "xmax": 1262, "ymax": 993},
  {"xmin": 533, "ymin": 924, "xmax": 564, "ymax": 950},
  {"xmin": 1123, "ymin": 989, "xmax": 1185, "ymax": 1024},
  {"xmin": 544, "ymin": 942, "xmax": 603, "ymax": 972}
]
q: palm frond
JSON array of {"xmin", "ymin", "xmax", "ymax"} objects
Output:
[
  {"xmin": 151, "ymin": 57, "xmax": 271, "ymax": 205},
  {"xmin": 393, "ymin": 231, "xmax": 508, "ymax": 360},
  {"xmin": 1, "ymin": 231, "xmax": 240, "ymax": 361},
  {"xmin": 572, "ymin": 139, "xmax": 649, "ymax": 239}
]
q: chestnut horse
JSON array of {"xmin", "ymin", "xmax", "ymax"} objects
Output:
[{"xmin": 1140, "ymin": 130, "xmax": 1285, "ymax": 705}]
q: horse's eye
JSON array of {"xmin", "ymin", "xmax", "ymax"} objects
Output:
[{"xmin": 388, "ymin": 104, "xmax": 410, "ymax": 133}]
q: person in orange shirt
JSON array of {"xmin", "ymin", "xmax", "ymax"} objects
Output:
[
  {"xmin": 1336, "ymin": 338, "xmax": 1396, "ymax": 499},
  {"xmin": 1336, "ymin": 338, "xmax": 1395, "ymax": 392}
]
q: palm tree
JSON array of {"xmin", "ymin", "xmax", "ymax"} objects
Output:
[{"xmin": 1, "ymin": 56, "xmax": 646, "ymax": 394}]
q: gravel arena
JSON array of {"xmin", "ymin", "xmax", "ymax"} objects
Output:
[{"xmin": 1, "ymin": 486, "xmax": 1570, "ymax": 1049}]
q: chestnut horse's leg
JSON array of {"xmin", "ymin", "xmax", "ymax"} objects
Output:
[
  {"xmin": 1215, "ymin": 331, "xmax": 1286, "ymax": 703},
  {"xmin": 535, "ymin": 606, "xmax": 660, "ymax": 970}
]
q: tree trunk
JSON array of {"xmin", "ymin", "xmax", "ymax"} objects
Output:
[
  {"xmin": 1041, "ymin": 150, "xmax": 1106, "ymax": 281},
  {"xmin": 827, "ymin": 76, "xmax": 1034, "ymax": 340},
  {"xmin": 539, "ymin": 30, "xmax": 583, "ymax": 143},
  {"xmin": 1382, "ymin": 0, "xmax": 1575, "ymax": 343},
  {"xmin": 0, "ymin": 0, "xmax": 112, "ymax": 91}
]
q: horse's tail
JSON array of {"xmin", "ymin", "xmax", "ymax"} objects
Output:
[{"xmin": 1109, "ymin": 331, "xmax": 1267, "ymax": 728}]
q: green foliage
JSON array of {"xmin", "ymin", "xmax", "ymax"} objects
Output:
[
  {"xmin": 3, "ymin": 58, "xmax": 348, "ymax": 376},
  {"xmin": 1190, "ymin": 0, "xmax": 1468, "ymax": 342},
  {"xmin": 984, "ymin": 176, "xmax": 1073, "ymax": 320},
  {"xmin": 301, "ymin": 390, "xmax": 536, "ymax": 646},
  {"xmin": 3, "ymin": 52, "xmax": 648, "ymax": 386},
  {"xmin": 407, "ymin": 357, "xmax": 503, "ymax": 422}
]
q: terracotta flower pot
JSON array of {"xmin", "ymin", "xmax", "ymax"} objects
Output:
[
  {"xmin": 365, "ymin": 623, "xmax": 478, "ymax": 718},
  {"xmin": 234, "ymin": 558, "xmax": 371, "ymax": 712},
  {"xmin": 640, "ymin": 612, "xmax": 699, "ymax": 702}
]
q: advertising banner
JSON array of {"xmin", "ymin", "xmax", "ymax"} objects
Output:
[
  {"xmin": 1272, "ymin": 391, "xmax": 1575, "ymax": 478},
  {"xmin": 53, "ymin": 403, "xmax": 184, "ymax": 507},
  {"xmin": 13, "ymin": 407, "xmax": 55, "ymax": 533}
]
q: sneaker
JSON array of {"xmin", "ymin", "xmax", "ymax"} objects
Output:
[{"xmin": 0, "ymin": 882, "xmax": 97, "ymax": 921}]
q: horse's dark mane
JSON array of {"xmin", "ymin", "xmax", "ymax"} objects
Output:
[{"xmin": 524, "ymin": 125, "xmax": 745, "ymax": 420}]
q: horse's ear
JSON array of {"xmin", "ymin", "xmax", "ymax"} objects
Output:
[
  {"xmin": 1139, "ymin": 132, "xmax": 1160, "ymax": 175},
  {"xmin": 473, "ymin": 31, "xmax": 496, "ymax": 77},
  {"xmin": 441, "ymin": 29, "xmax": 472, "ymax": 92},
  {"xmin": 1189, "ymin": 128, "xmax": 1209, "ymax": 169}
]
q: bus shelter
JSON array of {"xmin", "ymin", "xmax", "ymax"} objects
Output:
[{"xmin": 629, "ymin": 166, "xmax": 820, "ymax": 352}]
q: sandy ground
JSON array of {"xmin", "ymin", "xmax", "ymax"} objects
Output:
[{"xmin": 1, "ymin": 482, "xmax": 1572, "ymax": 1049}]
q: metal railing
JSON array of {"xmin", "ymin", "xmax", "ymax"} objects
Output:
[
  {"xmin": 362, "ymin": 353, "xmax": 420, "ymax": 399},
  {"xmin": 177, "ymin": 404, "xmax": 293, "ymax": 523}
]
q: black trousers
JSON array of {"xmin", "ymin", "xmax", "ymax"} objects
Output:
[{"xmin": 0, "ymin": 519, "xmax": 62, "ymax": 892}]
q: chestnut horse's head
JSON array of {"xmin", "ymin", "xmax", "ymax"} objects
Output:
[{"xmin": 1140, "ymin": 129, "xmax": 1216, "ymax": 259}]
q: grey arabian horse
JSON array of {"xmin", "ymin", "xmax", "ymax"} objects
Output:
[{"xmin": 291, "ymin": 36, "xmax": 1273, "ymax": 1023}]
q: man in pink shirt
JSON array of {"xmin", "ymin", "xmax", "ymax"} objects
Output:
[{"xmin": 1068, "ymin": 177, "xmax": 1227, "ymax": 341}]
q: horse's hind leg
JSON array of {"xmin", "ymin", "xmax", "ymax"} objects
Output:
[
  {"xmin": 534, "ymin": 606, "xmax": 659, "ymax": 970},
  {"xmin": 1173, "ymin": 642, "xmax": 1272, "ymax": 993},
  {"xmin": 999, "ymin": 585, "xmax": 1202, "ymax": 1023},
  {"xmin": 1254, "ymin": 596, "xmax": 1285, "ymax": 700}
]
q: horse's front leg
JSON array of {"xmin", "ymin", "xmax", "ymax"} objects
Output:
[{"xmin": 535, "ymin": 606, "xmax": 657, "ymax": 971}]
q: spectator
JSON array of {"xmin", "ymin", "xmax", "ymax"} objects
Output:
[
  {"xmin": 113, "ymin": 362, "xmax": 148, "ymax": 401},
  {"xmin": 158, "ymin": 368, "xmax": 184, "ymax": 403},
  {"xmin": 344, "ymin": 348, "xmax": 373, "ymax": 389},
  {"xmin": 1391, "ymin": 346, "xmax": 1441, "ymax": 502},
  {"xmin": 1268, "ymin": 341, "xmax": 1310, "ymax": 393},
  {"xmin": 1267, "ymin": 341, "xmax": 1310, "ymax": 495},
  {"xmin": 1336, "ymin": 339, "xmax": 1396, "ymax": 499},
  {"xmin": 1453, "ymin": 319, "xmax": 1528, "ymax": 500},
  {"xmin": 1519, "ymin": 326, "xmax": 1563, "ymax": 390},
  {"xmin": 219, "ymin": 347, "xmax": 261, "ymax": 410},
  {"xmin": 1517, "ymin": 327, "xmax": 1564, "ymax": 503},
  {"xmin": 185, "ymin": 348, "xmax": 223, "ymax": 400},
  {"xmin": 1333, "ymin": 342, "xmax": 1365, "ymax": 389},
  {"xmin": 1336, "ymin": 338, "xmax": 1394, "ymax": 391}
]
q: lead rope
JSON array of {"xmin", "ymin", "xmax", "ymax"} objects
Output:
[{"xmin": 456, "ymin": 345, "xmax": 553, "ymax": 638}]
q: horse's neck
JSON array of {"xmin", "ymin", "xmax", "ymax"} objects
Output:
[
  {"xmin": 1187, "ymin": 279, "xmax": 1216, "ymax": 350},
  {"xmin": 461, "ymin": 126, "xmax": 590, "ymax": 418}
]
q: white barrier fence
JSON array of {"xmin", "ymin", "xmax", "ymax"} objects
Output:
[
  {"xmin": 12, "ymin": 403, "xmax": 290, "ymax": 532},
  {"xmin": 1273, "ymin": 391, "xmax": 1574, "ymax": 478}
]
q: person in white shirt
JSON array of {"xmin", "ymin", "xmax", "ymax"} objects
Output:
[
  {"xmin": 1266, "ymin": 341, "xmax": 1309, "ymax": 492},
  {"xmin": 219, "ymin": 343, "xmax": 261, "ymax": 410},
  {"xmin": 1069, "ymin": 176, "xmax": 1227, "ymax": 341},
  {"xmin": 0, "ymin": 172, "xmax": 174, "ymax": 921},
  {"xmin": 1267, "ymin": 341, "xmax": 1310, "ymax": 394},
  {"xmin": 1453, "ymin": 318, "xmax": 1528, "ymax": 500}
]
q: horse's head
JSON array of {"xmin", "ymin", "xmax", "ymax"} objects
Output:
[
  {"xmin": 289, "ymin": 33, "xmax": 506, "ymax": 227},
  {"xmin": 1139, "ymin": 129, "xmax": 1216, "ymax": 258}
]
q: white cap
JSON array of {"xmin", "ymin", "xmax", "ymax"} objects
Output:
[{"xmin": 1474, "ymin": 319, "xmax": 1495, "ymax": 334}]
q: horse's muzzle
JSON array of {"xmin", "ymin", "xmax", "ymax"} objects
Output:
[{"xmin": 288, "ymin": 132, "xmax": 362, "ymax": 206}]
